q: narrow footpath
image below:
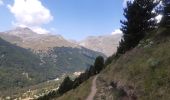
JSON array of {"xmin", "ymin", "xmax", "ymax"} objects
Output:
[{"xmin": 86, "ymin": 75, "xmax": 98, "ymax": 100}]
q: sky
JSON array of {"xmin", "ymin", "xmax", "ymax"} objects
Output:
[{"xmin": 0, "ymin": 0, "xmax": 127, "ymax": 41}]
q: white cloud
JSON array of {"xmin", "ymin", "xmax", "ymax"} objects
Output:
[
  {"xmin": 111, "ymin": 29, "xmax": 122, "ymax": 35},
  {"xmin": 0, "ymin": 0, "xmax": 4, "ymax": 6},
  {"xmin": 8, "ymin": 0, "xmax": 53, "ymax": 34},
  {"xmin": 156, "ymin": 15, "xmax": 163, "ymax": 23}
]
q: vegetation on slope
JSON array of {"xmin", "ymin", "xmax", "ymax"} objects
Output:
[
  {"xmin": 1, "ymin": 0, "xmax": 170, "ymax": 100},
  {"xmin": 0, "ymin": 31, "xmax": 105, "ymax": 98},
  {"xmin": 36, "ymin": 56, "xmax": 105, "ymax": 100},
  {"xmin": 0, "ymin": 37, "xmax": 44, "ymax": 96},
  {"xmin": 40, "ymin": 47, "xmax": 105, "ymax": 74},
  {"xmin": 95, "ymin": 28, "xmax": 170, "ymax": 100},
  {"xmin": 38, "ymin": 1, "xmax": 170, "ymax": 100},
  {"xmin": 57, "ymin": 76, "xmax": 93, "ymax": 100},
  {"xmin": 117, "ymin": 0, "xmax": 159, "ymax": 55}
]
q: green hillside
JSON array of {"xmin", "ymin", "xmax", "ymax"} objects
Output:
[
  {"xmin": 57, "ymin": 76, "xmax": 94, "ymax": 100},
  {"xmin": 0, "ymin": 37, "xmax": 44, "ymax": 95},
  {"xmin": 39, "ymin": 46, "xmax": 105, "ymax": 74},
  {"xmin": 0, "ymin": 28, "xmax": 106, "ymax": 82},
  {"xmin": 0, "ymin": 37, "xmax": 104, "ymax": 98},
  {"xmin": 56, "ymin": 28, "xmax": 170, "ymax": 100},
  {"xmin": 96, "ymin": 28, "xmax": 170, "ymax": 100}
]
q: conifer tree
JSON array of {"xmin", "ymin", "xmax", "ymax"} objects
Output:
[
  {"xmin": 161, "ymin": 0, "xmax": 170, "ymax": 27},
  {"xmin": 94, "ymin": 56, "xmax": 104, "ymax": 73},
  {"xmin": 117, "ymin": 0, "xmax": 158, "ymax": 55},
  {"xmin": 57, "ymin": 76, "xmax": 73, "ymax": 95}
]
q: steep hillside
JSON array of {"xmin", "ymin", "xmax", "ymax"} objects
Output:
[
  {"xmin": 38, "ymin": 46, "xmax": 104, "ymax": 73},
  {"xmin": 79, "ymin": 34, "xmax": 122, "ymax": 56},
  {"xmin": 95, "ymin": 28, "xmax": 170, "ymax": 100},
  {"xmin": 57, "ymin": 76, "xmax": 94, "ymax": 100},
  {"xmin": 0, "ymin": 37, "xmax": 45, "ymax": 95},
  {"xmin": 57, "ymin": 28, "xmax": 170, "ymax": 100}
]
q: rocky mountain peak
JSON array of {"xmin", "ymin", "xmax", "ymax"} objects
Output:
[
  {"xmin": 79, "ymin": 34, "xmax": 122, "ymax": 56},
  {"xmin": 5, "ymin": 27, "xmax": 37, "ymax": 36}
]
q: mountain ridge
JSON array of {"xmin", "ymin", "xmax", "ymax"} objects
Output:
[
  {"xmin": 79, "ymin": 34, "xmax": 122, "ymax": 56},
  {"xmin": 0, "ymin": 27, "xmax": 122, "ymax": 56},
  {"xmin": 0, "ymin": 28, "xmax": 106, "ymax": 97},
  {"xmin": 0, "ymin": 27, "xmax": 81, "ymax": 52}
]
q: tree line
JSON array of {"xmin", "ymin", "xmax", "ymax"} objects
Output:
[
  {"xmin": 116, "ymin": 0, "xmax": 170, "ymax": 57},
  {"xmin": 37, "ymin": 56, "xmax": 105, "ymax": 100},
  {"xmin": 58, "ymin": 56, "xmax": 104, "ymax": 95}
]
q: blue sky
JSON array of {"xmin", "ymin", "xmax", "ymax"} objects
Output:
[{"xmin": 0, "ymin": 0, "xmax": 125, "ymax": 40}]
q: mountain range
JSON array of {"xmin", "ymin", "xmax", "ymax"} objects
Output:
[
  {"xmin": 0, "ymin": 27, "xmax": 80, "ymax": 52},
  {"xmin": 79, "ymin": 34, "xmax": 122, "ymax": 56},
  {"xmin": 0, "ymin": 27, "xmax": 121, "ymax": 96},
  {"xmin": 0, "ymin": 27, "xmax": 105, "ymax": 94},
  {"xmin": 0, "ymin": 27, "xmax": 122, "ymax": 56}
]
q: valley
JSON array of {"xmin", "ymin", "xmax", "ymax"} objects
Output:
[
  {"xmin": 0, "ymin": 0, "xmax": 169, "ymax": 100},
  {"xmin": 0, "ymin": 27, "xmax": 120, "ymax": 99}
]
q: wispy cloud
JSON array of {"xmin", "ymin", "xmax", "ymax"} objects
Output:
[
  {"xmin": 0, "ymin": 0, "xmax": 4, "ymax": 6},
  {"xmin": 111, "ymin": 29, "xmax": 122, "ymax": 35},
  {"xmin": 8, "ymin": 0, "xmax": 53, "ymax": 34}
]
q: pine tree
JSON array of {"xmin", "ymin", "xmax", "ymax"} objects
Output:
[
  {"xmin": 161, "ymin": 0, "xmax": 170, "ymax": 27},
  {"xmin": 117, "ymin": 0, "xmax": 158, "ymax": 55},
  {"xmin": 57, "ymin": 76, "xmax": 73, "ymax": 95},
  {"xmin": 117, "ymin": 39, "xmax": 126, "ymax": 56},
  {"xmin": 88, "ymin": 65, "xmax": 95, "ymax": 76},
  {"xmin": 94, "ymin": 56, "xmax": 104, "ymax": 73}
]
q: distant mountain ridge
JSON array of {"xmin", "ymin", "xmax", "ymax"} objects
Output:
[
  {"xmin": 0, "ymin": 27, "xmax": 80, "ymax": 52},
  {"xmin": 79, "ymin": 34, "xmax": 122, "ymax": 56},
  {"xmin": 0, "ymin": 27, "xmax": 122, "ymax": 57}
]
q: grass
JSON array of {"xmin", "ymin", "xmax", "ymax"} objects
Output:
[
  {"xmin": 95, "ymin": 27, "xmax": 170, "ymax": 100},
  {"xmin": 56, "ymin": 76, "xmax": 94, "ymax": 100}
]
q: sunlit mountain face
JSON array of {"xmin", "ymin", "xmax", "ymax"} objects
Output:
[{"xmin": 79, "ymin": 34, "xmax": 122, "ymax": 57}]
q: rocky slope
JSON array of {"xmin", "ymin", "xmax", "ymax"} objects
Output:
[
  {"xmin": 0, "ymin": 27, "xmax": 80, "ymax": 52},
  {"xmin": 79, "ymin": 34, "xmax": 122, "ymax": 57}
]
